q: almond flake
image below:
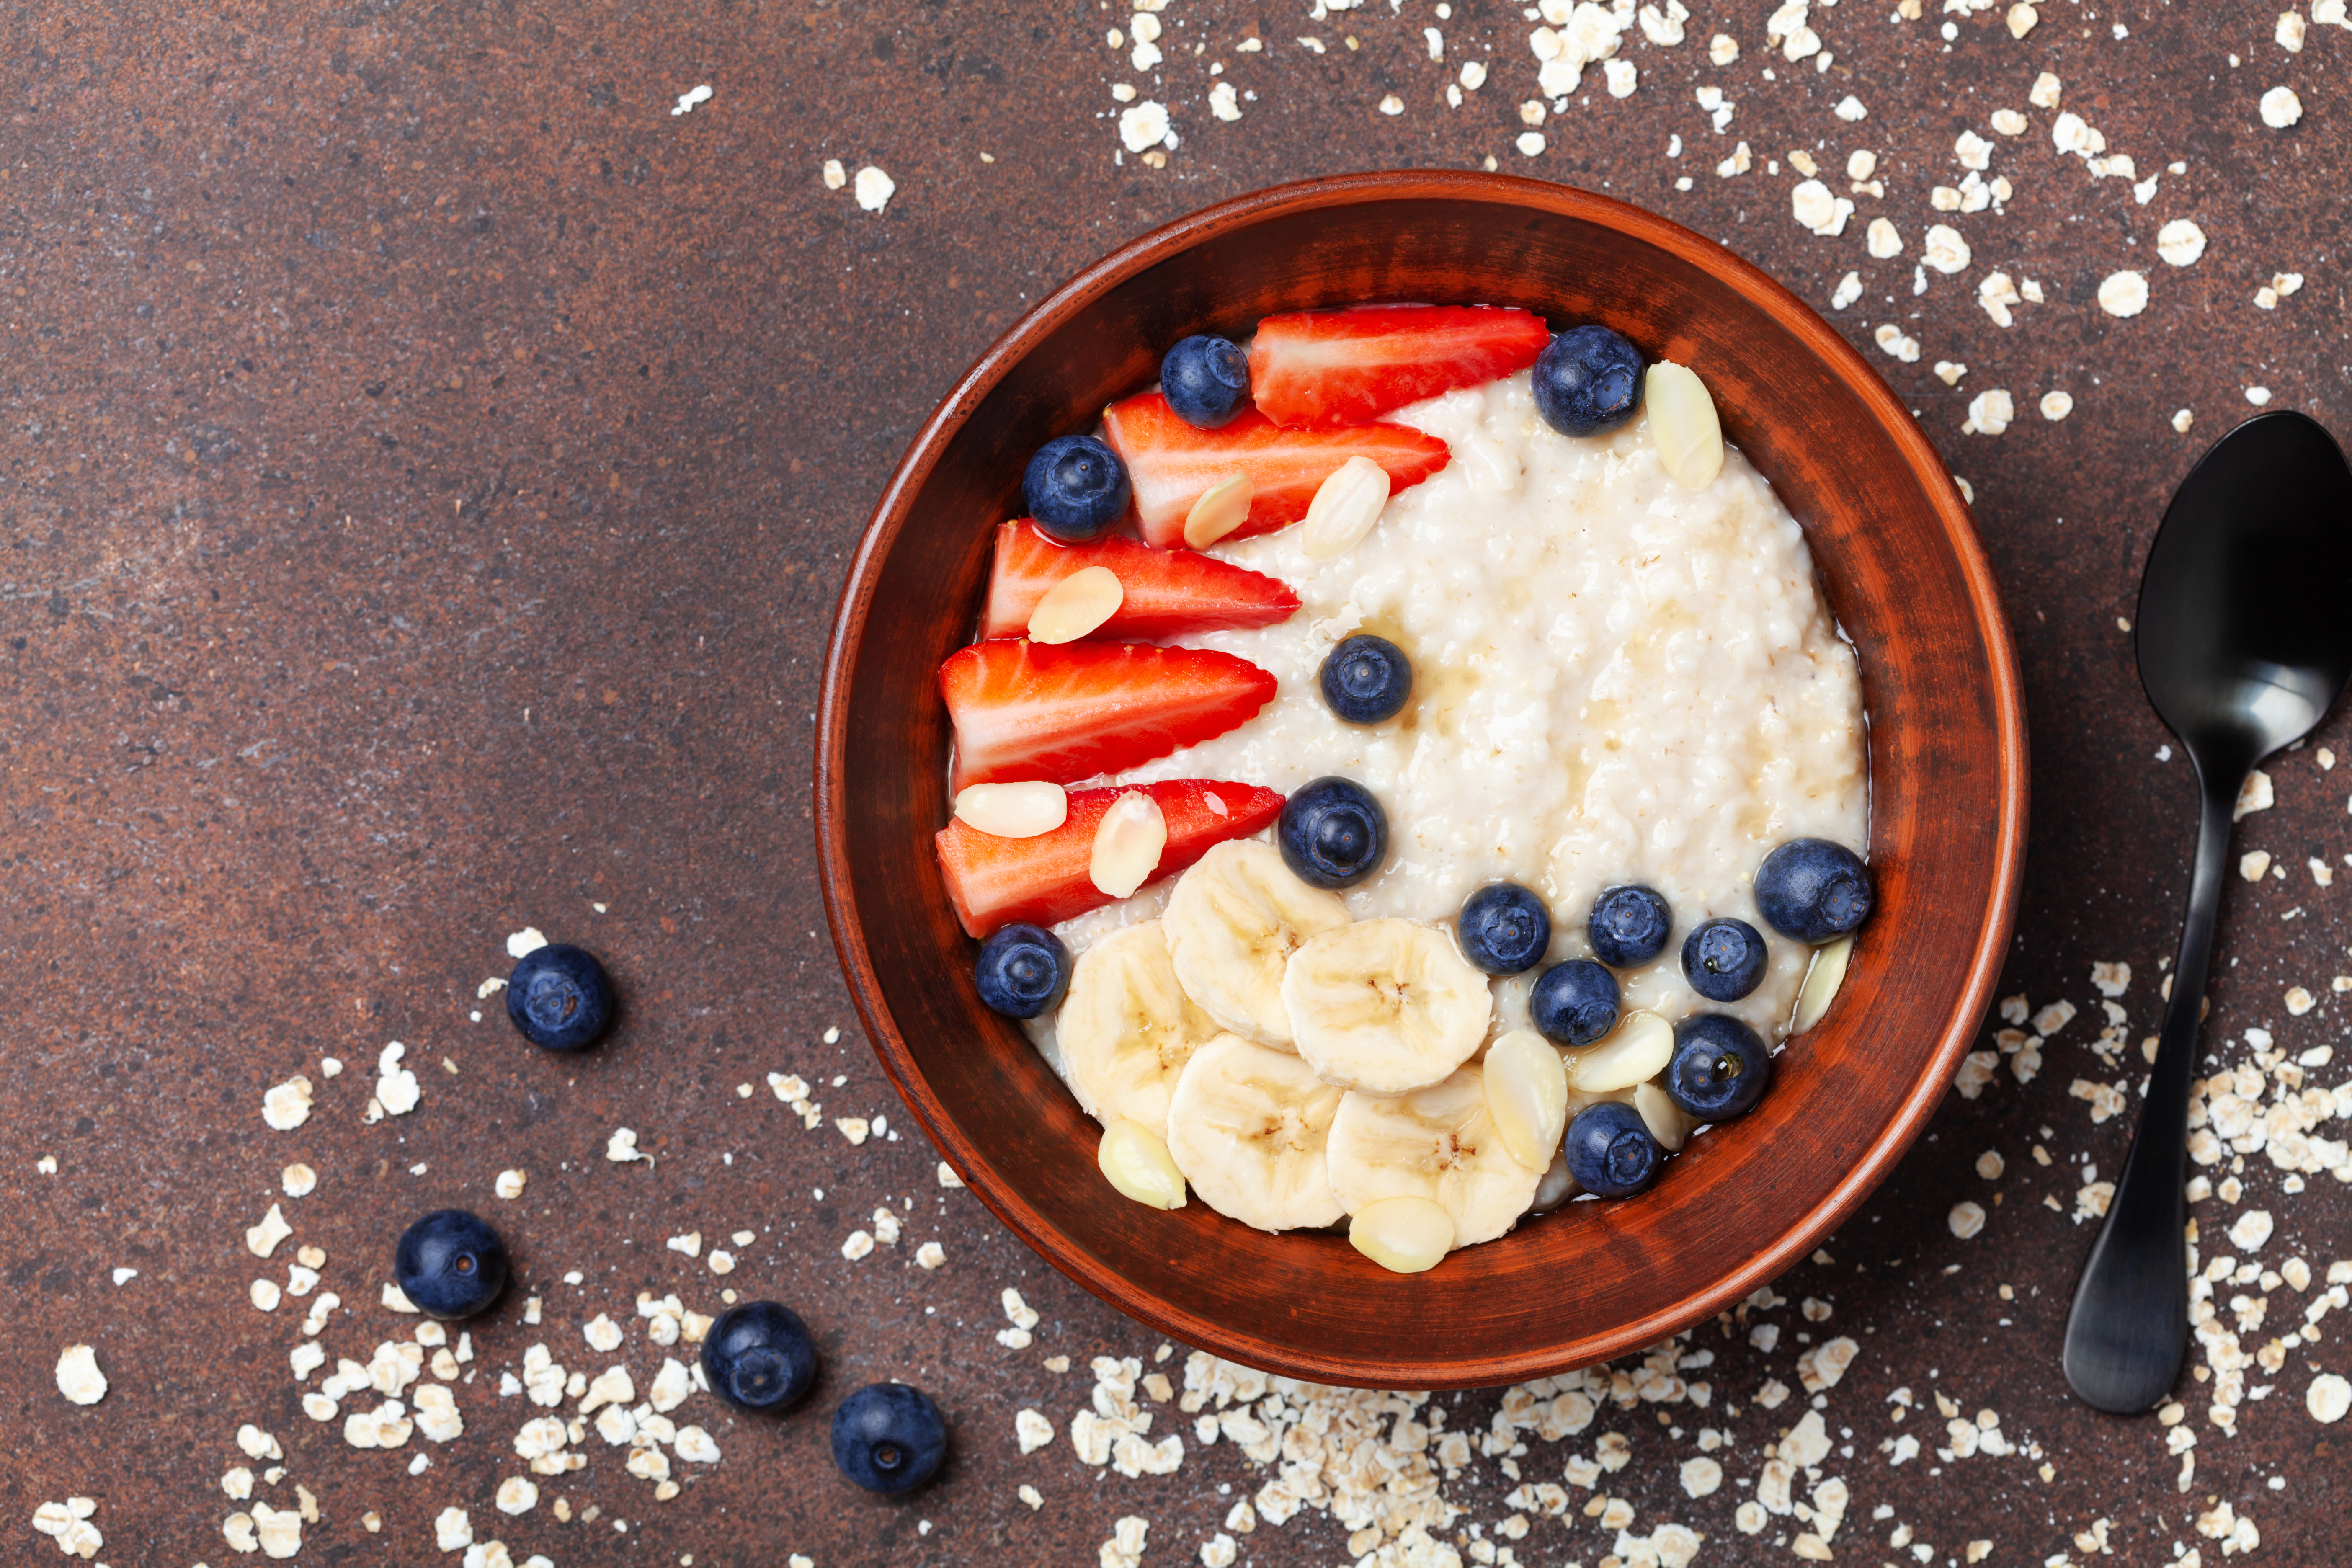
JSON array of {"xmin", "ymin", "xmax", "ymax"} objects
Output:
[
  {"xmin": 1029, "ymin": 566, "xmax": 1124, "ymax": 644},
  {"xmin": 1090, "ymin": 791, "xmax": 1168, "ymax": 899}
]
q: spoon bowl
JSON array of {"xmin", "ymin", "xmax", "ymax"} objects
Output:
[{"xmin": 2064, "ymin": 410, "xmax": 2352, "ymax": 1414}]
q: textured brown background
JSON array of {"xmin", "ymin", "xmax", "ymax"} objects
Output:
[{"xmin": 3, "ymin": 2, "xmax": 2347, "ymax": 1565}]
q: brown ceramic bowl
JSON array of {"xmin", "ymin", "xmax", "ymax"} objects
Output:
[{"xmin": 817, "ymin": 171, "xmax": 2026, "ymax": 1389}]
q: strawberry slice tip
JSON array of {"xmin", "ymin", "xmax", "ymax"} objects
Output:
[
  {"xmin": 1100, "ymin": 391, "xmax": 1450, "ymax": 550},
  {"xmin": 936, "ymin": 779, "xmax": 1285, "ymax": 938},
  {"xmin": 980, "ymin": 520, "xmax": 1301, "ymax": 642},
  {"xmin": 941, "ymin": 637, "xmax": 1278, "ymax": 792},
  {"xmin": 1246, "ymin": 304, "xmax": 1552, "ymax": 427}
]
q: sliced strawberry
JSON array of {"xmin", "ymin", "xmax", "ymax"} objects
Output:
[
  {"xmin": 937, "ymin": 779, "xmax": 1285, "ymax": 937},
  {"xmin": 1247, "ymin": 304, "xmax": 1552, "ymax": 427},
  {"xmin": 1100, "ymin": 391, "xmax": 1451, "ymax": 549},
  {"xmin": 941, "ymin": 638, "xmax": 1277, "ymax": 791},
  {"xmin": 980, "ymin": 520, "xmax": 1302, "ymax": 642}
]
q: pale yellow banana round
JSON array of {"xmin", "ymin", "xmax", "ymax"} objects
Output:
[
  {"xmin": 1348, "ymin": 1196, "xmax": 1455, "ymax": 1274},
  {"xmin": 1164, "ymin": 1033, "xmax": 1347, "ymax": 1233},
  {"xmin": 1282, "ymin": 918, "xmax": 1492, "ymax": 1093},
  {"xmin": 1163, "ymin": 841, "xmax": 1351, "ymax": 1049},
  {"xmin": 1325, "ymin": 1063, "xmax": 1542, "ymax": 1248},
  {"xmin": 1097, "ymin": 1119, "xmax": 1188, "ymax": 1210},
  {"xmin": 1560, "ymin": 1009, "xmax": 1674, "ymax": 1092},
  {"xmin": 1482, "ymin": 1029, "xmax": 1570, "ymax": 1172},
  {"xmin": 1057, "ymin": 922, "xmax": 1224, "ymax": 1133}
]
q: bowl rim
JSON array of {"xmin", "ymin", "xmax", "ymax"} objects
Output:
[{"xmin": 816, "ymin": 169, "xmax": 2028, "ymax": 1387}]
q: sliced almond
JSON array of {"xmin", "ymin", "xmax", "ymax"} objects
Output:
[
  {"xmin": 1645, "ymin": 361, "xmax": 1725, "ymax": 491},
  {"xmin": 1560, "ymin": 1010, "xmax": 1674, "ymax": 1093},
  {"xmin": 953, "ymin": 781, "xmax": 1069, "ymax": 838},
  {"xmin": 1792, "ymin": 934, "xmax": 1854, "ymax": 1032},
  {"xmin": 1299, "ymin": 456, "xmax": 1392, "ymax": 559},
  {"xmin": 1027, "ymin": 565, "xmax": 1124, "ymax": 644},
  {"xmin": 1098, "ymin": 1119, "xmax": 1187, "ymax": 1210},
  {"xmin": 1089, "ymin": 790, "xmax": 1167, "ymax": 898},
  {"xmin": 1183, "ymin": 473, "xmax": 1254, "ymax": 550},
  {"xmin": 1348, "ymin": 1195, "xmax": 1455, "ymax": 1274},
  {"xmin": 1633, "ymin": 1080, "xmax": 1696, "ymax": 1151}
]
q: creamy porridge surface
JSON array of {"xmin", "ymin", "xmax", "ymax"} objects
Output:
[{"xmin": 1028, "ymin": 368, "xmax": 1866, "ymax": 1071}]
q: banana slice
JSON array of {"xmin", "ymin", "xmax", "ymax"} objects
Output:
[
  {"xmin": 1326, "ymin": 1064, "xmax": 1544, "ymax": 1248},
  {"xmin": 1164, "ymin": 1033, "xmax": 1347, "ymax": 1233},
  {"xmin": 1163, "ymin": 841, "xmax": 1351, "ymax": 1049},
  {"xmin": 1282, "ymin": 918, "xmax": 1493, "ymax": 1093},
  {"xmin": 1059, "ymin": 922, "xmax": 1225, "ymax": 1132}
]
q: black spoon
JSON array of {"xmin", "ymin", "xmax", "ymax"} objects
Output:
[{"xmin": 2061, "ymin": 410, "xmax": 2352, "ymax": 1415}]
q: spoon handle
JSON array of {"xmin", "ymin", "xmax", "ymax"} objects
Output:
[{"xmin": 2061, "ymin": 767, "xmax": 2240, "ymax": 1413}]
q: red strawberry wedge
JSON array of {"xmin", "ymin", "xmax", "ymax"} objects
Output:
[
  {"xmin": 980, "ymin": 520, "xmax": 1302, "ymax": 642},
  {"xmin": 1247, "ymin": 305, "xmax": 1552, "ymax": 427},
  {"xmin": 941, "ymin": 639, "xmax": 1277, "ymax": 791},
  {"xmin": 1100, "ymin": 391, "xmax": 1451, "ymax": 549},
  {"xmin": 937, "ymin": 779, "xmax": 1285, "ymax": 938}
]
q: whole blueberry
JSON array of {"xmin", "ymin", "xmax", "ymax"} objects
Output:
[
  {"xmin": 394, "ymin": 1209, "xmax": 508, "ymax": 1321},
  {"xmin": 1023, "ymin": 434, "xmax": 1131, "ymax": 542},
  {"xmin": 1754, "ymin": 838, "xmax": 1874, "ymax": 942},
  {"xmin": 1530, "ymin": 958, "xmax": 1621, "ymax": 1047},
  {"xmin": 1161, "ymin": 334, "xmax": 1251, "ymax": 428},
  {"xmin": 831, "ymin": 1382, "xmax": 949, "ymax": 1495},
  {"xmin": 1588, "ymin": 884, "xmax": 1673, "ymax": 968},
  {"xmin": 506, "ymin": 942, "xmax": 615, "ymax": 1052},
  {"xmin": 1457, "ymin": 882, "xmax": 1553, "ymax": 976},
  {"xmin": 701, "ymin": 1300, "xmax": 820, "ymax": 1414},
  {"xmin": 1664, "ymin": 1013, "xmax": 1772, "ymax": 1122},
  {"xmin": 1563, "ymin": 1102, "xmax": 1660, "ymax": 1198},
  {"xmin": 1278, "ymin": 777, "xmax": 1388, "ymax": 890},
  {"xmin": 1534, "ymin": 325, "xmax": 1646, "ymax": 437},
  {"xmin": 973, "ymin": 923, "xmax": 1070, "ymax": 1019},
  {"xmin": 1318, "ymin": 634, "xmax": 1413, "ymax": 725},
  {"xmin": 1681, "ymin": 917, "xmax": 1768, "ymax": 1002}
]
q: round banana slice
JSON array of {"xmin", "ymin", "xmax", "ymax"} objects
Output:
[
  {"xmin": 1326, "ymin": 1064, "xmax": 1544, "ymax": 1248},
  {"xmin": 1059, "ymin": 922, "xmax": 1223, "ymax": 1132},
  {"xmin": 1163, "ymin": 840, "xmax": 1351, "ymax": 1049},
  {"xmin": 1165, "ymin": 1033, "xmax": 1348, "ymax": 1233},
  {"xmin": 1559, "ymin": 1010, "xmax": 1674, "ymax": 1093},
  {"xmin": 1282, "ymin": 918, "xmax": 1493, "ymax": 1093}
]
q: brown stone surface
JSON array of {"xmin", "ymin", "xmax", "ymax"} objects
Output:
[{"xmin": 2, "ymin": 3, "xmax": 2345, "ymax": 1565}]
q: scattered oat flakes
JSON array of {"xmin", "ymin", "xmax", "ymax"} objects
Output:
[
  {"xmin": 854, "ymin": 165, "xmax": 895, "ymax": 212},
  {"xmin": 1922, "ymin": 224, "xmax": 1970, "ymax": 275},
  {"xmin": 2310, "ymin": 1373, "xmax": 2351, "ymax": 1423},
  {"xmin": 2157, "ymin": 219, "xmax": 2208, "ymax": 266},
  {"xmin": 671, "ymin": 83, "xmax": 713, "ymax": 116},
  {"xmin": 2241, "ymin": 850, "xmax": 2273, "ymax": 882},
  {"xmin": 2259, "ymin": 85, "xmax": 2303, "ymax": 127},
  {"xmin": 1949, "ymin": 1201, "xmax": 1987, "ymax": 1239},
  {"xmin": 2286, "ymin": 985, "xmax": 2315, "ymax": 1015},
  {"xmin": 2040, "ymin": 390, "xmax": 2074, "ymax": 421},
  {"xmin": 1963, "ymin": 389, "xmax": 2015, "ymax": 437},
  {"xmin": 2097, "ymin": 270, "xmax": 2150, "ymax": 317},
  {"xmin": 821, "ymin": 159, "xmax": 846, "ymax": 189},
  {"xmin": 262, "ymin": 1075, "xmax": 315, "ymax": 1131},
  {"xmin": 606, "ymin": 1127, "xmax": 644, "ymax": 1162},
  {"xmin": 495, "ymin": 1169, "xmax": 527, "ymax": 1200},
  {"xmin": 709, "ymin": 1249, "xmax": 736, "ymax": 1275}
]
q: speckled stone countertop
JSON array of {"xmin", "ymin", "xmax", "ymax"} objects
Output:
[{"xmin": 5, "ymin": 2, "xmax": 2349, "ymax": 1565}]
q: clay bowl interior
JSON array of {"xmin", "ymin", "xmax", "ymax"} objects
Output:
[{"xmin": 818, "ymin": 171, "xmax": 2025, "ymax": 1388}]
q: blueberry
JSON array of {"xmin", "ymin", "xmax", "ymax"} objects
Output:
[
  {"xmin": 394, "ymin": 1209, "xmax": 508, "ymax": 1321},
  {"xmin": 1664, "ymin": 1013, "xmax": 1772, "ymax": 1122},
  {"xmin": 1318, "ymin": 634, "xmax": 1413, "ymax": 724},
  {"xmin": 831, "ymin": 1382, "xmax": 949, "ymax": 1494},
  {"xmin": 1530, "ymin": 958, "xmax": 1621, "ymax": 1047},
  {"xmin": 1023, "ymin": 434, "xmax": 1131, "ymax": 542},
  {"xmin": 1588, "ymin": 884, "xmax": 1673, "ymax": 968},
  {"xmin": 1533, "ymin": 325, "xmax": 1646, "ymax": 437},
  {"xmin": 1563, "ymin": 1102, "xmax": 1660, "ymax": 1198},
  {"xmin": 701, "ymin": 1300, "xmax": 820, "ymax": 1414},
  {"xmin": 973, "ymin": 923, "xmax": 1070, "ymax": 1019},
  {"xmin": 1278, "ymin": 777, "xmax": 1388, "ymax": 890},
  {"xmin": 1457, "ymin": 882, "xmax": 1553, "ymax": 975},
  {"xmin": 1754, "ymin": 838, "xmax": 1874, "ymax": 942},
  {"xmin": 505, "ymin": 942, "xmax": 615, "ymax": 1052},
  {"xmin": 1161, "ymin": 334, "xmax": 1251, "ymax": 428},
  {"xmin": 1681, "ymin": 916, "xmax": 1768, "ymax": 1002}
]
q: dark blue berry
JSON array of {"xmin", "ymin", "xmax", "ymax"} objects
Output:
[
  {"xmin": 1161, "ymin": 335, "xmax": 1251, "ymax": 428},
  {"xmin": 1534, "ymin": 325, "xmax": 1645, "ymax": 437},
  {"xmin": 1278, "ymin": 777, "xmax": 1388, "ymax": 890},
  {"xmin": 1530, "ymin": 958, "xmax": 1621, "ymax": 1047},
  {"xmin": 701, "ymin": 1300, "xmax": 820, "ymax": 1414},
  {"xmin": 1457, "ymin": 882, "xmax": 1553, "ymax": 975},
  {"xmin": 831, "ymin": 1382, "xmax": 949, "ymax": 1494},
  {"xmin": 1681, "ymin": 917, "xmax": 1768, "ymax": 1002},
  {"xmin": 1023, "ymin": 434, "xmax": 1131, "ymax": 541},
  {"xmin": 1754, "ymin": 838, "xmax": 1874, "ymax": 942},
  {"xmin": 1563, "ymin": 1102, "xmax": 1660, "ymax": 1198},
  {"xmin": 1318, "ymin": 634, "xmax": 1413, "ymax": 724},
  {"xmin": 394, "ymin": 1210, "xmax": 508, "ymax": 1321},
  {"xmin": 1588, "ymin": 885, "xmax": 1673, "ymax": 968},
  {"xmin": 974, "ymin": 923, "xmax": 1070, "ymax": 1019},
  {"xmin": 506, "ymin": 943, "xmax": 615, "ymax": 1052},
  {"xmin": 1664, "ymin": 1014, "xmax": 1772, "ymax": 1122}
]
